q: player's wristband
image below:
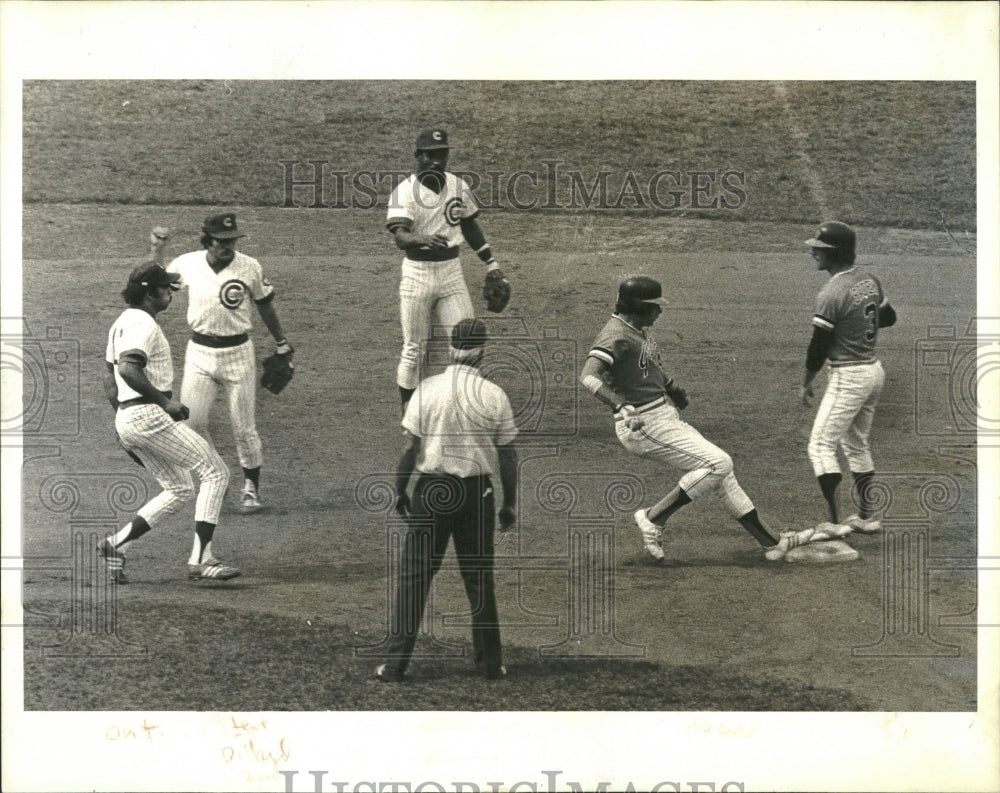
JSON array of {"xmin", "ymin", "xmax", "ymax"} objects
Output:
[
  {"xmin": 475, "ymin": 244, "xmax": 499, "ymax": 269},
  {"xmin": 276, "ymin": 340, "xmax": 293, "ymax": 355}
]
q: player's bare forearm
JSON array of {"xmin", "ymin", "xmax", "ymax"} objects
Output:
[
  {"xmin": 395, "ymin": 434, "xmax": 420, "ymax": 494},
  {"xmin": 460, "ymin": 217, "xmax": 502, "ymax": 271},
  {"xmin": 580, "ymin": 356, "xmax": 624, "ymax": 409},
  {"xmin": 103, "ymin": 364, "xmax": 120, "ymax": 411},
  {"xmin": 118, "ymin": 361, "xmax": 169, "ymax": 409},
  {"xmin": 391, "ymin": 227, "xmax": 449, "ymax": 252},
  {"xmin": 256, "ymin": 301, "xmax": 289, "ymax": 349},
  {"xmin": 496, "ymin": 443, "xmax": 518, "ymax": 510}
]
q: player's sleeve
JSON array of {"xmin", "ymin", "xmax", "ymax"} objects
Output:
[
  {"xmin": 105, "ymin": 327, "xmax": 116, "ymax": 366},
  {"xmin": 401, "ymin": 386, "xmax": 423, "ymax": 436},
  {"xmin": 386, "ymin": 179, "xmax": 415, "ymax": 232},
  {"xmin": 811, "ymin": 289, "xmax": 838, "ymax": 331},
  {"xmin": 457, "ymin": 176, "xmax": 481, "ymax": 220},
  {"xmin": 249, "ymin": 259, "xmax": 276, "ymax": 304},
  {"xmin": 115, "ymin": 317, "xmax": 153, "ymax": 367},
  {"xmin": 587, "ymin": 326, "xmax": 627, "ymax": 368},
  {"xmin": 165, "ymin": 255, "xmax": 185, "ymax": 283}
]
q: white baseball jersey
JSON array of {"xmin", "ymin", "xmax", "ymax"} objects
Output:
[
  {"xmin": 167, "ymin": 251, "xmax": 274, "ymax": 335},
  {"xmin": 387, "ymin": 173, "xmax": 480, "ymax": 255},
  {"xmin": 403, "ymin": 364, "xmax": 518, "ymax": 479},
  {"xmin": 106, "ymin": 308, "xmax": 173, "ymax": 400}
]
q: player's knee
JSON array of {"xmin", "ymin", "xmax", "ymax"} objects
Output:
[
  {"xmin": 807, "ymin": 434, "xmax": 836, "ymax": 462},
  {"xmin": 708, "ymin": 451, "xmax": 733, "ymax": 482},
  {"xmin": 165, "ymin": 483, "xmax": 196, "ymax": 506}
]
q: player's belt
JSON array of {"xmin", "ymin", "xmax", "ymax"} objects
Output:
[
  {"xmin": 118, "ymin": 390, "xmax": 172, "ymax": 410},
  {"xmin": 613, "ymin": 395, "xmax": 666, "ymax": 420},
  {"xmin": 191, "ymin": 331, "xmax": 250, "ymax": 348},
  {"xmin": 829, "ymin": 358, "xmax": 879, "ymax": 368},
  {"xmin": 406, "ymin": 247, "xmax": 459, "ymax": 262}
]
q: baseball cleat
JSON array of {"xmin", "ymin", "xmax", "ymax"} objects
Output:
[
  {"xmin": 841, "ymin": 514, "xmax": 882, "ymax": 534},
  {"xmin": 374, "ymin": 663, "xmax": 405, "ymax": 683},
  {"xmin": 97, "ymin": 537, "xmax": 129, "ymax": 584},
  {"xmin": 634, "ymin": 509, "xmax": 665, "ymax": 561},
  {"xmin": 187, "ymin": 561, "xmax": 241, "ymax": 581},
  {"xmin": 764, "ymin": 529, "xmax": 818, "ymax": 561},
  {"xmin": 240, "ymin": 487, "xmax": 262, "ymax": 514}
]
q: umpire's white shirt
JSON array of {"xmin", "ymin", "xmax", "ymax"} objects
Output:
[{"xmin": 402, "ymin": 364, "xmax": 518, "ymax": 479}]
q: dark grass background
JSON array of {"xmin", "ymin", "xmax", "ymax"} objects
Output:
[{"xmin": 22, "ymin": 81, "xmax": 975, "ymax": 230}]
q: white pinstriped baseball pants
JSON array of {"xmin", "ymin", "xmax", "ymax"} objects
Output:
[
  {"xmin": 396, "ymin": 257, "xmax": 474, "ymax": 390},
  {"xmin": 116, "ymin": 404, "xmax": 229, "ymax": 525},
  {"xmin": 180, "ymin": 339, "xmax": 263, "ymax": 469},
  {"xmin": 615, "ymin": 402, "xmax": 755, "ymax": 517},
  {"xmin": 808, "ymin": 359, "xmax": 885, "ymax": 476}
]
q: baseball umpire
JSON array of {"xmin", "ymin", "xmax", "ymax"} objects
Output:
[
  {"xmin": 376, "ymin": 318, "xmax": 518, "ymax": 682},
  {"xmin": 801, "ymin": 221, "xmax": 896, "ymax": 531},
  {"xmin": 386, "ymin": 129, "xmax": 511, "ymax": 414},
  {"xmin": 166, "ymin": 212, "xmax": 294, "ymax": 513},
  {"xmin": 101, "ymin": 262, "xmax": 240, "ymax": 583},
  {"xmin": 580, "ymin": 276, "xmax": 795, "ymax": 561}
]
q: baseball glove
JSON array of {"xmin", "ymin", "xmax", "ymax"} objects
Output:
[
  {"xmin": 483, "ymin": 270, "xmax": 511, "ymax": 313},
  {"xmin": 261, "ymin": 350, "xmax": 295, "ymax": 395}
]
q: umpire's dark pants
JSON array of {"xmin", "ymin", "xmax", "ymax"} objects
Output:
[{"xmin": 385, "ymin": 473, "xmax": 502, "ymax": 677}]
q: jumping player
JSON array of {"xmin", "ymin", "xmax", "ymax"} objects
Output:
[
  {"xmin": 166, "ymin": 212, "xmax": 293, "ymax": 513},
  {"xmin": 580, "ymin": 276, "xmax": 791, "ymax": 562},
  {"xmin": 801, "ymin": 221, "xmax": 896, "ymax": 531},
  {"xmin": 386, "ymin": 129, "xmax": 509, "ymax": 413},
  {"xmin": 102, "ymin": 262, "xmax": 240, "ymax": 583}
]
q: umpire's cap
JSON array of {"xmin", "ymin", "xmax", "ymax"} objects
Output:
[
  {"xmin": 618, "ymin": 276, "xmax": 669, "ymax": 311},
  {"xmin": 415, "ymin": 128, "xmax": 449, "ymax": 152},
  {"xmin": 128, "ymin": 261, "xmax": 181, "ymax": 291},
  {"xmin": 202, "ymin": 212, "xmax": 246, "ymax": 240},
  {"xmin": 805, "ymin": 221, "xmax": 855, "ymax": 257},
  {"xmin": 451, "ymin": 317, "xmax": 488, "ymax": 350}
]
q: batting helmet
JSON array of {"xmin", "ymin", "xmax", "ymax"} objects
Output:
[
  {"xmin": 616, "ymin": 276, "xmax": 669, "ymax": 315},
  {"xmin": 805, "ymin": 221, "xmax": 856, "ymax": 263}
]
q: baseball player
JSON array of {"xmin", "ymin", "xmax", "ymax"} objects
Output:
[
  {"xmin": 166, "ymin": 212, "xmax": 293, "ymax": 513},
  {"xmin": 580, "ymin": 276, "xmax": 792, "ymax": 562},
  {"xmin": 801, "ymin": 221, "xmax": 896, "ymax": 531},
  {"xmin": 101, "ymin": 262, "xmax": 240, "ymax": 583},
  {"xmin": 386, "ymin": 128, "xmax": 510, "ymax": 413}
]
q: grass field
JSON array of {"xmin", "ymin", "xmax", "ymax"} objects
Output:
[{"xmin": 14, "ymin": 81, "xmax": 980, "ymax": 723}]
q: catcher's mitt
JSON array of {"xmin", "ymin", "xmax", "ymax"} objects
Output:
[
  {"xmin": 483, "ymin": 270, "xmax": 511, "ymax": 313},
  {"xmin": 261, "ymin": 350, "xmax": 295, "ymax": 394}
]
